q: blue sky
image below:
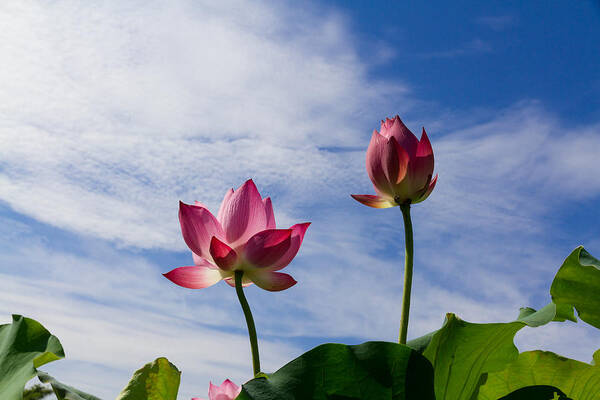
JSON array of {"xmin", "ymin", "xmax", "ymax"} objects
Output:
[{"xmin": 1, "ymin": 1, "xmax": 599, "ymax": 398}]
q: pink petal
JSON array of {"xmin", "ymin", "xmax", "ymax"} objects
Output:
[
  {"xmin": 244, "ymin": 229, "xmax": 293, "ymax": 268},
  {"xmin": 366, "ymin": 131, "xmax": 395, "ymax": 197},
  {"xmin": 191, "ymin": 198, "xmax": 218, "ymax": 264},
  {"xmin": 389, "ymin": 128, "xmax": 435, "ymax": 203},
  {"xmin": 380, "ymin": 115, "xmax": 419, "ymax": 157},
  {"xmin": 417, "ymin": 128, "xmax": 434, "ymax": 158},
  {"xmin": 246, "ymin": 271, "xmax": 297, "ymax": 291},
  {"xmin": 179, "ymin": 202, "xmax": 224, "ymax": 259},
  {"xmin": 217, "ymin": 188, "xmax": 234, "ymax": 223},
  {"xmin": 208, "ymin": 382, "xmax": 219, "ymax": 397},
  {"xmin": 389, "ymin": 137, "xmax": 410, "ymax": 184},
  {"xmin": 209, "ymin": 379, "xmax": 241, "ymax": 399},
  {"xmin": 263, "ymin": 197, "xmax": 276, "ymax": 229},
  {"xmin": 220, "ymin": 379, "xmax": 242, "ymax": 397},
  {"xmin": 367, "ymin": 135, "xmax": 409, "ymax": 188},
  {"xmin": 192, "ymin": 252, "xmax": 207, "ymax": 267},
  {"xmin": 219, "ymin": 179, "xmax": 268, "ymax": 246},
  {"xmin": 351, "ymin": 194, "xmax": 396, "ymax": 209},
  {"xmin": 163, "ymin": 265, "xmax": 222, "ymax": 289},
  {"xmin": 209, "ymin": 237, "xmax": 238, "ymax": 271},
  {"xmin": 413, "ymin": 173, "xmax": 438, "ymax": 204},
  {"xmin": 269, "ymin": 222, "xmax": 310, "ymax": 271},
  {"xmin": 409, "ymin": 128, "xmax": 435, "ymax": 189}
]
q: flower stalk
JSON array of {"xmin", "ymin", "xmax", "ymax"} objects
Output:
[
  {"xmin": 398, "ymin": 203, "xmax": 414, "ymax": 344},
  {"xmin": 234, "ymin": 270, "xmax": 261, "ymax": 376}
]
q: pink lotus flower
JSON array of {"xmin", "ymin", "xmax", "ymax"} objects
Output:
[
  {"xmin": 192, "ymin": 379, "xmax": 241, "ymax": 400},
  {"xmin": 164, "ymin": 179, "xmax": 309, "ymax": 291},
  {"xmin": 352, "ymin": 115, "xmax": 437, "ymax": 208}
]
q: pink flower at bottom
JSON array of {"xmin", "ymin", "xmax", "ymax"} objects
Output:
[{"xmin": 192, "ymin": 379, "xmax": 242, "ymax": 400}]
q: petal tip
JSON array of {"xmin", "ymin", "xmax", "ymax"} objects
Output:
[
  {"xmin": 236, "ymin": 178, "xmax": 260, "ymax": 196},
  {"xmin": 163, "ymin": 266, "xmax": 222, "ymax": 289},
  {"xmin": 351, "ymin": 194, "xmax": 396, "ymax": 208},
  {"xmin": 249, "ymin": 271, "xmax": 297, "ymax": 291},
  {"xmin": 242, "ymin": 178, "xmax": 258, "ymax": 190}
]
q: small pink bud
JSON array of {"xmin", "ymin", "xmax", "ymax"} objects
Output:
[{"xmin": 192, "ymin": 379, "xmax": 242, "ymax": 400}]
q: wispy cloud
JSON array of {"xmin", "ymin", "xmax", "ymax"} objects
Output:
[
  {"xmin": 0, "ymin": 0, "xmax": 406, "ymax": 249},
  {"xmin": 476, "ymin": 15, "xmax": 518, "ymax": 31},
  {"xmin": 417, "ymin": 38, "xmax": 492, "ymax": 59}
]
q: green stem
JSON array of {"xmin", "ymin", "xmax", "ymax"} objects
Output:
[
  {"xmin": 234, "ymin": 270, "xmax": 261, "ymax": 376},
  {"xmin": 398, "ymin": 203, "xmax": 414, "ymax": 344}
]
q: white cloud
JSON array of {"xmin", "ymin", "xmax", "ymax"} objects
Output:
[
  {"xmin": 0, "ymin": 0, "xmax": 405, "ymax": 249},
  {"xmin": 515, "ymin": 321, "xmax": 599, "ymax": 364},
  {"xmin": 426, "ymin": 102, "xmax": 600, "ymax": 235}
]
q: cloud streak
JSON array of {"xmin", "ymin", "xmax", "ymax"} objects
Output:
[
  {"xmin": 0, "ymin": 0, "xmax": 406, "ymax": 250},
  {"xmin": 416, "ymin": 38, "xmax": 492, "ymax": 59}
]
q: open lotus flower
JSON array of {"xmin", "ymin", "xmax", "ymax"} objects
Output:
[
  {"xmin": 192, "ymin": 379, "xmax": 242, "ymax": 400},
  {"xmin": 352, "ymin": 115, "xmax": 437, "ymax": 208},
  {"xmin": 164, "ymin": 179, "xmax": 310, "ymax": 291}
]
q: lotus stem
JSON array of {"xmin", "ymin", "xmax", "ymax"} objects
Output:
[
  {"xmin": 398, "ymin": 203, "xmax": 414, "ymax": 344},
  {"xmin": 234, "ymin": 270, "xmax": 261, "ymax": 376}
]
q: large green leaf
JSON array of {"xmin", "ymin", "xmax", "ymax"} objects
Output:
[
  {"xmin": 406, "ymin": 247, "xmax": 600, "ymax": 400},
  {"xmin": 116, "ymin": 357, "xmax": 181, "ymax": 400},
  {"xmin": 37, "ymin": 371, "xmax": 102, "ymax": 400},
  {"xmin": 477, "ymin": 350, "xmax": 600, "ymax": 400},
  {"xmin": 0, "ymin": 314, "xmax": 64, "ymax": 400},
  {"xmin": 413, "ymin": 305, "xmax": 558, "ymax": 400},
  {"xmin": 238, "ymin": 341, "xmax": 435, "ymax": 400},
  {"xmin": 406, "ymin": 303, "xmax": 565, "ymax": 356},
  {"xmin": 551, "ymin": 246, "xmax": 600, "ymax": 329}
]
